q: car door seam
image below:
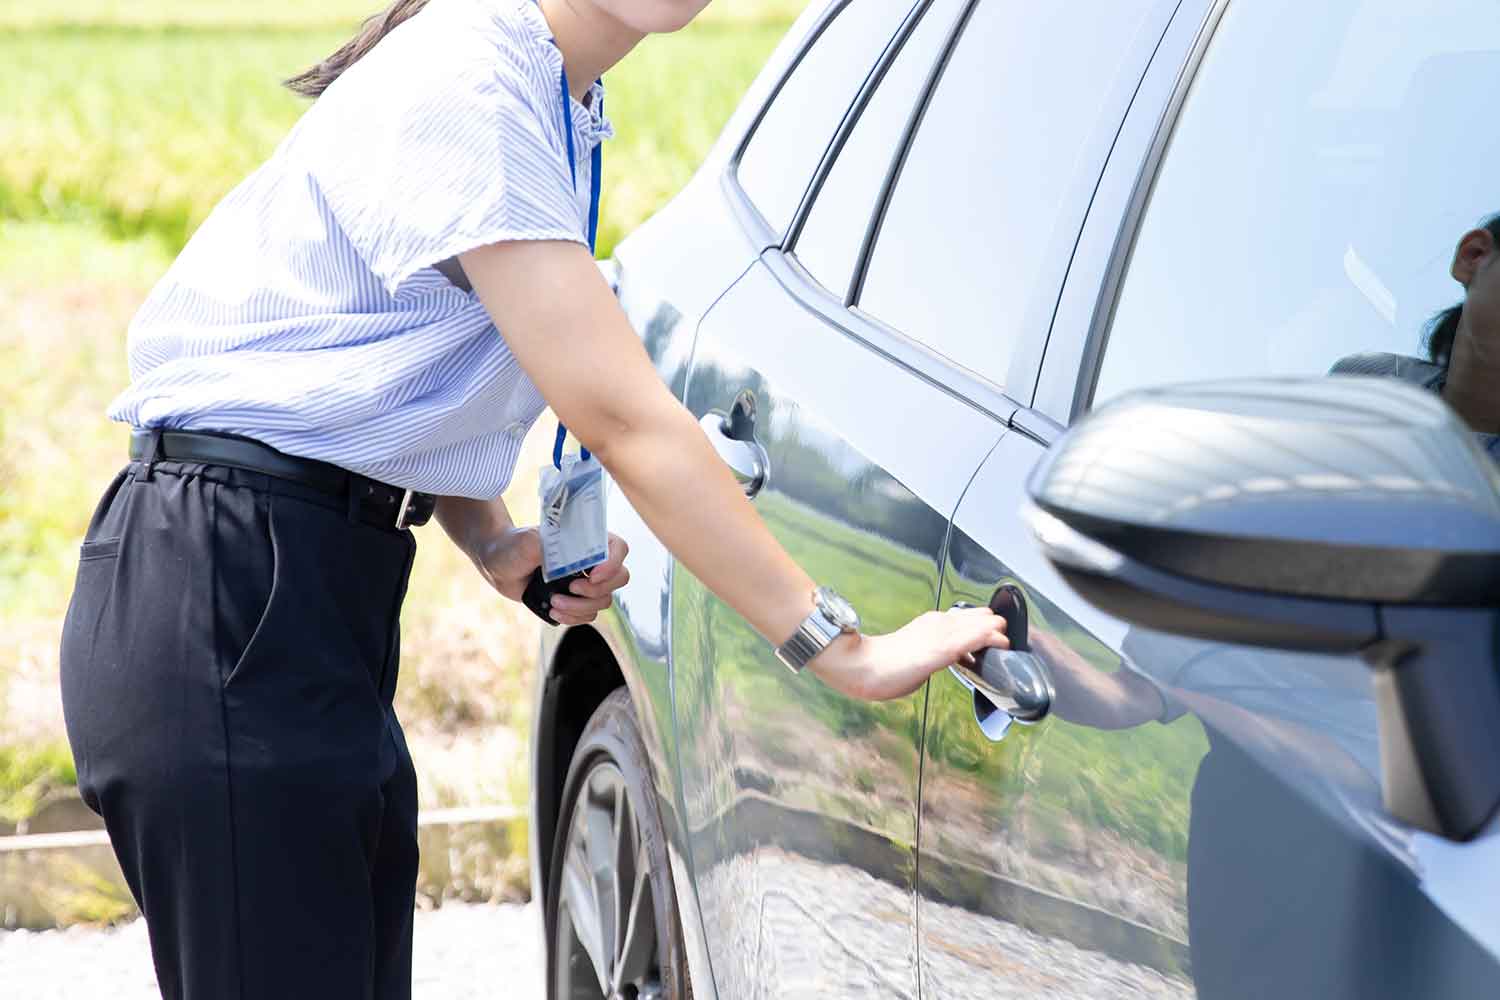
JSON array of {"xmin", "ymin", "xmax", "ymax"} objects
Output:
[
  {"xmin": 1068, "ymin": 0, "xmax": 1233, "ymax": 422},
  {"xmin": 1028, "ymin": 0, "xmax": 1187, "ymax": 411},
  {"xmin": 914, "ymin": 425, "xmax": 1008, "ymax": 995},
  {"xmin": 663, "ymin": 255, "xmax": 758, "ymax": 1000}
]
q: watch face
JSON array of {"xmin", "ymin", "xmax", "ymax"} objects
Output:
[{"xmin": 817, "ymin": 587, "xmax": 860, "ymax": 631}]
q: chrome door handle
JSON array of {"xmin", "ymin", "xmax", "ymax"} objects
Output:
[
  {"xmin": 951, "ymin": 586, "xmax": 1053, "ymax": 741},
  {"xmin": 949, "ymin": 650, "xmax": 1052, "ymax": 719},
  {"xmin": 948, "ymin": 651, "xmax": 1053, "ymax": 742},
  {"xmin": 700, "ymin": 390, "xmax": 769, "ymax": 498}
]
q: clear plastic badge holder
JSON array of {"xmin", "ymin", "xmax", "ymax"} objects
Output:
[{"xmin": 538, "ymin": 451, "xmax": 609, "ymax": 582}]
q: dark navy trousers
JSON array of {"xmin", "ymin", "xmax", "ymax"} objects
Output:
[{"xmin": 59, "ymin": 460, "xmax": 419, "ymax": 999}]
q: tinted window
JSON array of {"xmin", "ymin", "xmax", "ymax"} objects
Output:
[
  {"xmin": 858, "ymin": 0, "xmax": 1157, "ymax": 388},
  {"xmin": 792, "ymin": 0, "xmax": 964, "ymax": 298},
  {"xmin": 1095, "ymin": 0, "xmax": 1500, "ymax": 407},
  {"xmin": 737, "ymin": 1, "xmax": 914, "ymax": 238}
]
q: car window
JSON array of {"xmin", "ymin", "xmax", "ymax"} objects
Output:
[
  {"xmin": 736, "ymin": 1, "xmax": 914, "ymax": 239},
  {"xmin": 1093, "ymin": 0, "xmax": 1500, "ymax": 408},
  {"xmin": 791, "ymin": 0, "xmax": 964, "ymax": 299},
  {"xmin": 857, "ymin": 0, "xmax": 1158, "ymax": 389}
]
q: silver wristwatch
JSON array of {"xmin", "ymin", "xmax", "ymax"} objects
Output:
[{"xmin": 775, "ymin": 586, "xmax": 861, "ymax": 673}]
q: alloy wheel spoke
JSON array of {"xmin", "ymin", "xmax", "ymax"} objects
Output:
[
  {"xmin": 555, "ymin": 758, "xmax": 665, "ymax": 1000},
  {"xmin": 610, "ymin": 783, "xmax": 638, "ymax": 987},
  {"xmin": 583, "ymin": 771, "xmax": 619, "ymax": 986},
  {"xmin": 614, "ymin": 839, "xmax": 659, "ymax": 988},
  {"xmin": 561, "ymin": 805, "xmax": 611, "ymax": 995},
  {"xmin": 555, "ymin": 904, "xmax": 608, "ymax": 1000}
]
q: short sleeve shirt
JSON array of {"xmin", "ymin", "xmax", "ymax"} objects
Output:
[
  {"xmin": 1331, "ymin": 352, "xmax": 1500, "ymax": 462},
  {"xmin": 106, "ymin": 0, "xmax": 613, "ymax": 498}
]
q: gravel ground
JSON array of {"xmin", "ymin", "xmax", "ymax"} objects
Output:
[
  {"xmin": 0, "ymin": 902, "xmax": 544, "ymax": 999},
  {"xmin": 699, "ymin": 849, "xmax": 1191, "ymax": 999},
  {"xmin": 3, "ymin": 856, "xmax": 1193, "ymax": 999}
]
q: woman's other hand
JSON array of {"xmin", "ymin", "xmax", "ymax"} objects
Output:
[
  {"xmin": 476, "ymin": 528, "xmax": 631, "ymax": 626},
  {"xmin": 810, "ymin": 606, "xmax": 1010, "ymax": 701}
]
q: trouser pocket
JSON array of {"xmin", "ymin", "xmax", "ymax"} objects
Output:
[
  {"xmin": 212, "ymin": 484, "xmax": 276, "ymax": 689},
  {"xmin": 220, "ymin": 488, "xmax": 413, "ymax": 702},
  {"xmin": 58, "ymin": 467, "xmax": 139, "ymax": 810},
  {"xmin": 59, "ymin": 541, "xmax": 123, "ymax": 810}
]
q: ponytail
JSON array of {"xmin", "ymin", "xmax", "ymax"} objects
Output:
[
  {"xmin": 1425, "ymin": 213, "xmax": 1500, "ymax": 365},
  {"xmin": 284, "ymin": 0, "xmax": 433, "ymax": 99},
  {"xmin": 1424, "ymin": 304, "xmax": 1463, "ymax": 367}
]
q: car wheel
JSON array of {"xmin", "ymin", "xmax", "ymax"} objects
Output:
[{"xmin": 545, "ymin": 688, "xmax": 691, "ymax": 1000}]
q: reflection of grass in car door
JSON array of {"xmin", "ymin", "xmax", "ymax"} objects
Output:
[
  {"xmin": 932, "ymin": 574, "xmax": 1207, "ymax": 869},
  {"xmin": 697, "ymin": 493, "xmax": 933, "ymax": 826},
  {"xmin": 1036, "ymin": 724, "xmax": 1202, "ymax": 862},
  {"xmin": 754, "ymin": 495, "xmax": 932, "ymax": 739},
  {"xmin": 1024, "ymin": 600, "xmax": 1205, "ymax": 867},
  {"xmin": 712, "ymin": 487, "xmax": 1208, "ymax": 875}
]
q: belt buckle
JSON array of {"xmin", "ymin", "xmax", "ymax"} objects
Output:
[{"xmin": 394, "ymin": 488, "xmax": 416, "ymax": 531}]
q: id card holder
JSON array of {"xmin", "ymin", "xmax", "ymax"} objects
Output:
[{"xmin": 538, "ymin": 452, "xmax": 609, "ymax": 583}]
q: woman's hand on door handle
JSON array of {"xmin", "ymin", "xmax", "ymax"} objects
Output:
[{"xmin": 812, "ymin": 606, "xmax": 1011, "ymax": 702}]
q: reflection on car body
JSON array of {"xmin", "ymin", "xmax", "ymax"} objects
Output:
[{"xmin": 527, "ymin": 1, "xmax": 1500, "ymax": 997}]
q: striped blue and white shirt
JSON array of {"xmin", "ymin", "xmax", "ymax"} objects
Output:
[{"xmin": 107, "ymin": 0, "xmax": 612, "ymax": 499}]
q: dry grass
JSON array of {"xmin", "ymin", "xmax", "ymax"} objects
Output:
[
  {"xmin": 0, "ymin": 223, "xmax": 552, "ymax": 815},
  {"xmin": 395, "ymin": 415, "xmax": 556, "ymax": 813},
  {"xmin": 0, "ymin": 230, "xmax": 549, "ymax": 815}
]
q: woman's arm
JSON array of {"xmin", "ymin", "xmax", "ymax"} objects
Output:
[
  {"xmin": 1028, "ymin": 629, "xmax": 1167, "ymax": 730},
  {"xmin": 460, "ymin": 240, "xmax": 1008, "ymax": 700}
]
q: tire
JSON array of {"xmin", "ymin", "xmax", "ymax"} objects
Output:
[{"xmin": 545, "ymin": 688, "xmax": 692, "ymax": 1000}]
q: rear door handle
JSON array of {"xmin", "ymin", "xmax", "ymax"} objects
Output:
[
  {"xmin": 950, "ymin": 585, "xmax": 1053, "ymax": 741},
  {"xmin": 700, "ymin": 389, "xmax": 769, "ymax": 499}
]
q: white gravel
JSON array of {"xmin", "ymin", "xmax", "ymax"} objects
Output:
[{"xmin": 0, "ymin": 902, "xmax": 544, "ymax": 999}]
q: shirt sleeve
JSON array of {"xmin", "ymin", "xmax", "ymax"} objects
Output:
[{"xmin": 299, "ymin": 38, "xmax": 584, "ymax": 301}]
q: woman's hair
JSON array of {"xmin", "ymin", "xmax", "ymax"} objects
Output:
[
  {"xmin": 1425, "ymin": 213, "xmax": 1500, "ymax": 365},
  {"xmin": 285, "ymin": 0, "xmax": 432, "ymax": 98}
]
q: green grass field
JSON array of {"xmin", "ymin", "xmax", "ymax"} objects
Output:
[
  {"xmin": 0, "ymin": 0, "xmax": 800, "ymax": 826},
  {"xmin": 0, "ymin": 8, "xmax": 793, "ymax": 262}
]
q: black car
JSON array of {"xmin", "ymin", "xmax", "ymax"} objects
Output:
[{"xmin": 529, "ymin": 1, "xmax": 1500, "ymax": 997}]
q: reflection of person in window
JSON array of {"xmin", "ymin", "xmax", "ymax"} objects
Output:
[{"xmin": 1336, "ymin": 213, "xmax": 1500, "ymax": 460}]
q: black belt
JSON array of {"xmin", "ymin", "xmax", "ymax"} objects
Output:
[{"xmin": 128, "ymin": 430, "xmax": 436, "ymax": 530}]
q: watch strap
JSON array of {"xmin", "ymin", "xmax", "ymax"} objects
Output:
[{"xmin": 775, "ymin": 607, "xmax": 844, "ymax": 673}]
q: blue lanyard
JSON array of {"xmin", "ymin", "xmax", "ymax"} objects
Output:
[{"xmin": 553, "ymin": 64, "xmax": 602, "ymax": 470}]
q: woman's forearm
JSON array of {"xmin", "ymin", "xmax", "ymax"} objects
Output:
[
  {"xmin": 434, "ymin": 494, "xmax": 516, "ymax": 563},
  {"xmin": 590, "ymin": 400, "xmax": 817, "ymax": 646}
]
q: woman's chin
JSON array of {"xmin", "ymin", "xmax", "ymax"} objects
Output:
[{"xmin": 602, "ymin": 0, "xmax": 708, "ymax": 34}]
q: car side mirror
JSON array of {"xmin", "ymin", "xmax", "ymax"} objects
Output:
[{"xmin": 1024, "ymin": 376, "xmax": 1500, "ymax": 841}]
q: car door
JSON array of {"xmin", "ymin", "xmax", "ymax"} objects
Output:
[
  {"xmin": 927, "ymin": 0, "xmax": 1500, "ymax": 997},
  {"xmin": 899, "ymin": 2, "xmax": 1191, "ymax": 995},
  {"xmin": 668, "ymin": 2, "xmax": 1012, "ymax": 997}
]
